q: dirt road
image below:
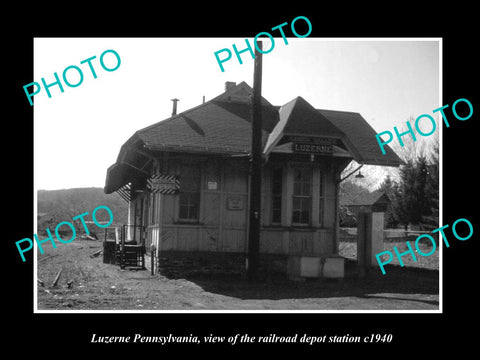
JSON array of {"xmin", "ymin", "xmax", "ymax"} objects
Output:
[{"xmin": 36, "ymin": 239, "xmax": 439, "ymax": 311}]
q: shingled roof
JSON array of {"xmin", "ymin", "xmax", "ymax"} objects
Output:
[
  {"xmin": 264, "ymin": 96, "xmax": 345, "ymax": 154},
  {"xmin": 132, "ymin": 81, "xmax": 278, "ymax": 155},
  {"xmin": 341, "ymin": 189, "xmax": 390, "ymax": 207},
  {"xmin": 318, "ymin": 109, "xmax": 402, "ymax": 166},
  {"xmin": 105, "ymin": 81, "xmax": 402, "ymax": 194}
]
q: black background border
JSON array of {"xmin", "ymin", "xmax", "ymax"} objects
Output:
[{"xmin": 6, "ymin": 5, "xmax": 478, "ymax": 355}]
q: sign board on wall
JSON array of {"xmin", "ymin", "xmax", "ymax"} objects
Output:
[
  {"xmin": 227, "ymin": 196, "xmax": 244, "ymax": 210},
  {"xmin": 207, "ymin": 181, "xmax": 218, "ymax": 190},
  {"xmin": 293, "ymin": 143, "xmax": 333, "ymax": 154},
  {"xmin": 147, "ymin": 175, "xmax": 179, "ymax": 194},
  {"xmin": 288, "ymin": 136, "xmax": 336, "ymax": 155},
  {"xmin": 289, "ymin": 136, "xmax": 336, "ymax": 145}
]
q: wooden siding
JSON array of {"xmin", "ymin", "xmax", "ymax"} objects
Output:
[{"xmin": 138, "ymin": 157, "xmax": 340, "ymax": 256}]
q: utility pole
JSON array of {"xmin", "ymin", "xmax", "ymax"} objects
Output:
[{"xmin": 247, "ymin": 41, "xmax": 263, "ymax": 281}]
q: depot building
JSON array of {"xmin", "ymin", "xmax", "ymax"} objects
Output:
[{"xmin": 104, "ymin": 81, "xmax": 402, "ymax": 278}]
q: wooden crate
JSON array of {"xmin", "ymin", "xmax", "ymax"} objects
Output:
[
  {"xmin": 119, "ymin": 245, "xmax": 146, "ymax": 269},
  {"xmin": 103, "ymin": 241, "xmax": 118, "ymax": 264}
]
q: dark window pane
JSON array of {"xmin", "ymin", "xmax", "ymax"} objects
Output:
[
  {"xmin": 293, "ymin": 197, "xmax": 301, "ymax": 210},
  {"xmin": 189, "ymin": 205, "xmax": 198, "ymax": 219},
  {"xmin": 301, "ymin": 198, "xmax": 311, "ymax": 211},
  {"xmin": 272, "ymin": 196, "xmax": 281, "ymax": 209},
  {"xmin": 272, "ymin": 209, "xmax": 281, "ymax": 223},
  {"xmin": 302, "ymin": 182, "xmax": 311, "ymax": 196},
  {"xmin": 179, "ymin": 205, "xmax": 188, "ymax": 219},
  {"xmin": 293, "ymin": 182, "xmax": 301, "ymax": 195},
  {"xmin": 179, "ymin": 192, "xmax": 199, "ymax": 220},
  {"xmin": 301, "ymin": 210, "xmax": 310, "ymax": 224},
  {"xmin": 272, "ymin": 180, "xmax": 282, "ymax": 194},
  {"xmin": 319, "ymin": 172, "xmax": 324, "ymax": 196},
  {"xmin": 292, "ymin": 210, "xmax": 301, "ymax": 223},
  {"xmin": 271, "ymin": 168, "xmax": 283, "ymax": 223},
  {"xmin": 294, "ymin": 169, "xmax": 302, "ymax": 181},
  {"xmin": 319, "ymin": 200, "xmax": 324, "ymax": 226},
  {"xmin": 292, "ymin": 168, "xmax": 312, "ymax": 225}
]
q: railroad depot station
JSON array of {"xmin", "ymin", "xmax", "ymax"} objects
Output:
[{"xmin": 104, "ymin": 81, "xmax": 402, "ymax": 279}]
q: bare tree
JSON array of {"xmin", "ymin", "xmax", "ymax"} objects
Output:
[
  {"xmin": 391, "ymin": 116, "xmax": 436, "ymax": 163},
  {"xmin": 385, "ymin": 116, "xmax": 440, "ymax": 230}
]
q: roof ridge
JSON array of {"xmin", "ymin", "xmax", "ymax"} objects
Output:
[
  {"xmin": 282, "ymin": 96, "xmax": 345, "ymax": 136},
  {"xmin": 211, "ymin": 81, "xmax": 273, "ymax": 106}
]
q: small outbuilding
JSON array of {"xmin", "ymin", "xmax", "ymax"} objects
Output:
[
  {"xmin": 340, "ymin": 189, "xmax": 393, "ymax": 227},
  {"xmin": 104, "ymin": 81, "xmax": 402, "ymax": 278},
  {"xmin": 342, "ymin": 190, "xmax": 390, "ymax": 213}
]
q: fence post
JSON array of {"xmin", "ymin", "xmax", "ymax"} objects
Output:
[{"xmin": 151, "ymin": 244, "xmax": 156, "ymax": 275}]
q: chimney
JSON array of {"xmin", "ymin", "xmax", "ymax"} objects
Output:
[
  {"xmin": 171, "ymin": 98, "xmax": 179, "ymax": 116},
  {"xmin": 225, "ymin": 81, "xmax": 236, "ymax": 92}
]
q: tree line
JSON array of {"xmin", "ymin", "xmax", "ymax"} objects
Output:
[
  {"xmin": 379, "ymin": 129, "xmax": 440, "ymax": 230},
  {"xmin": 340, "ymin": 119, "xmax": 439, "ymax": 230},
  {"xmin": 37, "ymin": 187, "xmax": 128, "ymax": 237},
  {"xmin": 378, "ymin": 121, "xmax": 439, "ymax": 230}
]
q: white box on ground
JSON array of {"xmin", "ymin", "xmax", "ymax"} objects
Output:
[
  {"xmin": 300, "ymin": 257, "xmax": 321, "ymax": 277},
  {"xmin": 288, "ymin": 256, "xmax": 345, "ymax": 279},
  {"xmin": 323, "ymin": 257, "xmax": 344, "ymax": 278}
]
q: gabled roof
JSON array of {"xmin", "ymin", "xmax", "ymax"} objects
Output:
[
  {"xmin": 264, "ymin": 97, "xmax": 403, "ymax": 167},
  {"xmin": 264, "ymin": 96, "xmax": 345, "ymax": 154},
  {"xmin": 280, "ymin": 96, "xmax": 345, "ymax": 137},
  {"xmin": 130, "ymin": 81, "xmax": 278, "ymax": 156},
  {"xmin": 105, "ymin": 81, "xmax": 403, "ymax": 194},
  {"xmin": 318, "ymin": 109, "xmax": 402, "ymax": 166}
]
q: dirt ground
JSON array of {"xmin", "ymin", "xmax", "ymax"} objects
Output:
[{"xmin": 36, "ymin": 238, "xmax": 439, "ymax": 311}]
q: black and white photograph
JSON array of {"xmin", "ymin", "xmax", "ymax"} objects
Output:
[
  {"xmin": 33, "ymin": 37, "xmax": 440, "ymax": 312},
  {"xmin": 8, "ymin": 6, "xmax": 479, "ymax": 355}
]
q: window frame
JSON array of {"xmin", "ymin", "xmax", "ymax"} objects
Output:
[
  {"xmin": 271, "ymin": 167, "xmax": 283, "ymax": 224},
  {"xmin": 318, "ymin": 170, "xmax": 325, "ymax": 227},
  {"xmin": 177, "ymin": 163, "xmax": 202, "ymax": 223},
  {"xmin": 179, "ymin": 191, "xmax": 200, "ymax": 222},
  {"xmin": 291, "ymin": 167, "xmax": 313, "ymax": 226},
  {"xmin": 150, "ymin": 192, "xmax": 157, "ymax": 224}
]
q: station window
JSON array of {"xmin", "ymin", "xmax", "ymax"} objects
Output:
[
  {"xmin": 179, "ymin": 192, "xmax": 200, "ymax": 220},
  {"xmin": 271, "ymin": 167, "xmax": 283, "ymax": 224},
  {"xmin": 179, "ymin": 165, "xmax": 201, "ymax": 221},
  {"xmin": 150, "ymin": 193, "xmax": 156, "ymax": 224},
  {"xmin": 319, "ymin": 171, "xmax": 325, "ymax": 226},
  {"xmin": 292, "ymin": 168, "xmax": 312, "ymax": 225}
]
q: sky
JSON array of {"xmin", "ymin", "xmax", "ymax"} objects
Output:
[{"xmin": 33, "ymin": 37, "xmax": 440, "ymax": 191}]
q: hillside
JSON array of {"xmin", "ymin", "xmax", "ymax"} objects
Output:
[{"xmin": 37, "ymin": 187, "xmax": 128, "ymax": 237}]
